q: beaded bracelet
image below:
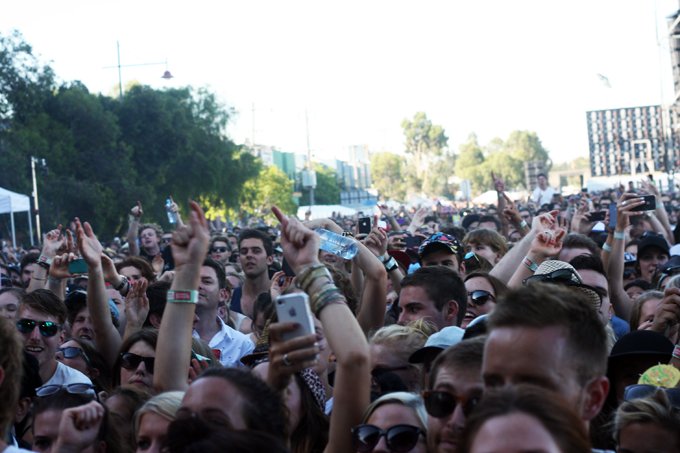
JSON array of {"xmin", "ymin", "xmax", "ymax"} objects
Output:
[
  {"xmin": 297, "ymin": 264, "xmax": 332, "ymax": 293},
  {"xmin": 311, "ymin": 285, "xmax": 348, "ymax": 317},
  {"xmin": 602, "ymin": 243, "xmax": 612, "ymax": 252}
]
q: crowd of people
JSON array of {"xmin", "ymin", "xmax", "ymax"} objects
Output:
[{"xmin": 0, "ymin": 171, "xmax": 679, "ymax": 453}]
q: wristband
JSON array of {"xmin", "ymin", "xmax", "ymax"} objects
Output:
[
  {"xmin": 38, "ymin": 255, "xmax": 53, "ymax": 266},
  {"xmin": 375, "ymin": 254, "xmax": 387, "ymax": 262},
  {"xmin": 518, "ymin": 220, "xmax": 528, "ymax": 229},
  {"xmin": 297, "ymin": 264, "xmax": 333, "ymax": 293},
  {"xmin": 114, "ymin": 276, "xmax": 129, "ymax": 292},
  {"xmin": 383, "ymin": 256, "xmax": 399, "ymax": 272},
  {"xmin": 673, "ymin": 345, "xmax": 680, "ymax": 360},
  {"xmin": 167, "ymin": 290, "xmax": 198, "ymax": 304},
  {"xmin": 48, "ymin": 276, "xmax": 62, "ymax": 285},
  {"xmin": 523, "ymin": 256, "xmax": 538, "ymax": 272},
  {"xmin": 602, "ymin": 243, "xmax": 612, "ymax": 252},
  {"xmin": 613, "ymin": 231, "xmax": 626, "ymax": 240}
]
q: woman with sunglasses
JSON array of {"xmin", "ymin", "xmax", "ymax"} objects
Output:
[
  {"xmin": 614, "ymin": 388, "xmax": 680, "ymax": 453},
  {"xmin": 352, "ymin": 392, "xmax": 428, "ymax": 453},
  {"xmin": 112, "ymin": 329, "xmax": 158, "ymax": 395},
  {"xmin": 462, "ymin": 272, "xmax": 507, "ymax": 329},
  {"xmin": 57, "ymin": 338, "xmax": 111, "ymax": 394},
  {"xmin": 458, "ymin": 385, "xmax": 591, "ymax": 453}
]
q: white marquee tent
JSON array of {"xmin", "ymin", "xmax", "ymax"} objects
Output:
[{"xmin": 0, "ymin": 187, "xmax": 33, "ymax": 247}]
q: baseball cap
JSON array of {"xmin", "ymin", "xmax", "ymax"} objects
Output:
[
  {"xmin": 408, "ymin": 326, "xmax": 465, "ymax": 364},
  {"xmin": 637, "ymin": 233, "xmax": 670, "ymax": 259},
  {"xmin": 418, "ymin": 233, "xmax": 462, "ymax": 263},
  {"xmin": 388, "ymin": 250, "xmax": 411, "ymax": 273},
  {"xmin": 461, "ymin": 214, "xmax": 481, "ymax": 230}
]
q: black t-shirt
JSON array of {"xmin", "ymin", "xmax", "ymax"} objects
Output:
[{"xmin": 139, "ymin": 246, "xmax": 175, "ymax": 271}]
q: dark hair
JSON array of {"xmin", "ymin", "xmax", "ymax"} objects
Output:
[
  {"xmin": 196, "ymin": 368, "xmax": 287, "ymax": 441},
  {"xmin": 326, "ymin": 264, "xmax": 359, "ymax": 315},
  {"xmin": 401, "ymin": 266, "xmax": 468, "ymax": 326},
  {"xmin": 439, "ymin": 225, "xmax": 466, "ymax": 243},
  {"xmin": 569, "ymin": 253, "xmax": 608, "ymax": 279},
  {"xmin": 20, "ymin": 252, "xmax": 40, "ymax": 273},
  {"xmin": 464, "ymin": 271, "xmax": 508, "ymax": 301},
  {"xmin": 252, "ymin": 292, "xmax": 273, "ymax": 325},
  {"xmin": 561, "ymin": 234, "xmax": 600, "ymax": 258},
  {"xmin": 19, "ymin": 289, "xmax": 68, "ymax": 325},
  {"xmin": 116, "ymin": 257, "xmax": 156, "ymax": 283},
  {"xmin": 628, "ymin": 290, "xmax": 664, "ymax": 331},
  {"xmin": 68, "ymin": 338, "xmax": 112, "ymax": 394},
  {"xmin": 105, "ymin": 385, "xmax": 152, "ymax": 452},
  {"xmin": 476, "ymin": 216, "xmax": 501, "ymax": 232},
  {"xmin": 238, "ymin": 229, "xmax": 273, "ymax": 257},
  {"xmin": 463, "ymin": 229, "xmax": 508, "ymax": 255},
  {"xmin": 536, "ymin": 173, "xmax": 548, "ymax": 179},
  {"xmin": 488, "ymin": 284, "xmax": 607, "ymax": 386},
  {"xmin": 624, "ymin": 279, "xmax": 653, "ymax": 292},
  {"xmin": 164, "ymin": 417, "xmax": 289, "ymax": 453},
  {"xmin": 33, "ymin": 389, "xmax": 125, "ymax": 453},
  {"xmin": 111, "ymin": 329, "xmax": 158, "ymax": 389},
  {"xmin": 459, "ymin": 385, "xmax": 591, "ymax": 453},
  {"xmin": 144, "ymin": 281, "xmax": 171, "ymax": 328},
  {"xmin": 423, "ymin": 215, "xmax": 438, "ymax": 225},
  {"xmin": 64, "ymin": 290, "xmax": 88, "ymax": 327},
  {"xmin": 203, "ymin": 257, "xmax": 227, "ymax": 290},
  {"xmin": 429, "ymin": 336, "xmax": 485, "ymax": 388},
  {"xmin": 210, "ymin": 236, "xmax": 232, "ymax": 252},
  {"xmin": 464, "ymin": 253, "xmax": 493, "ymax": 273},
  {"xmin": 290, "ymin": 373, "xmax": 330, "ymax": 453},
  {"xmin": 0, "ymin": 317, "xmax": 23, "ymax": 437}
]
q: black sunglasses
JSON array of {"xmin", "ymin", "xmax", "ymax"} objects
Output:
[
  {"xmin": 351, "ymin": 424, "xmax": 424, "ymax": 452},
  {"xmin": 36, "ymin": 383, "xmax": 96, "ymax": 397},
  {"xmin": 120, "ymin": 352, "xmax": 155, "ymax": 374},
  {"xmin": 523, "ymin": 268, "xmax": 579, "ymax": 286},
  {"xmin": 623, "ymin": 269, "xmax": 636, "ymax": 279},
  {"xmin": 468, "ymin": 290, "xmax": 495, "ymax": 306},
  {"xmin": 211, "ymin": 246, "xmax": 229, "ymax": 253},
  {"xmin": 421, "ymin": 391, "xmax": 480, "ymax": 418},
  {"xmin": 162, "ymin": 237, "xmax": 173, "ymax": 243},
  {"xmin": 624, "ymin": 384, "xmax": 680, "ymax": 407},
  {"xmin": 16, "ymin": 318, "xmax": 61, "ymax": 337},
  {"xmin": 57, "ymin": 347, "xmax": 93, "ymax": 369}
]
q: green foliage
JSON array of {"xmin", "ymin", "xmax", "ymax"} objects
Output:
[
  {"xmin": 300, "ymin": 163, "xmax": 342, "ymax": 206},
  {"xmin": 238, "ymin": 164, "xmax": 297, "ymax": 222},
  {"xmin": 401, "ymin": 112, "xmax": 448, "ymax": 194},
  {"xmin": 370, "ymin": 152, "xmax": 406, "ymax": 201}
]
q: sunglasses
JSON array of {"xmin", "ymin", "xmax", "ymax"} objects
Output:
[
  {"xmin": 623, "ymin": 269, "xmax": 636, "ymax": 279},
  {"xmin": 57, "ymin": 347, "xmax": 93, "ymax": 369},
  {"xmin": 162, "ymin": 237, "xmax": 173, "ymax": 243},
  {"xmin": 523, "ymin": 268, "xmax": 579, "ymax": 286},
  {"xmin": 468, "ymin": 290, "xmax": 495, "ymax": 306},
  {"xmin": 624, "ymin": 384, "xmax": 680, "ymax": 407},
  {"xmin": 421, "ymin": 391, "xmax": 480, "ymax": 418},
  {"xmin": 120, "ymin": 352, "xmax": 155, "ymax": 374},
  {"xmin": 351, "ymin": 424, "xmax": 424, "ymax": 452},
  {"xmin": 16, "ymin": 318, "xmax": 61, "ymax": 337},
  {"xmin": 211, "ymin": 247, "xmax": 229, "ymax": 253},
  {"xmin": 36, "ymin": 383, "xmax": 96, "ymax": 397}
]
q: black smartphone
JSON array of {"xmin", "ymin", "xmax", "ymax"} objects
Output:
[
  {"xmin": 609, "ymin": 204, "xmax": 617, "ymax": 230},
  {"xmin": 358, "ymin": 217, "xmax": 371, "ymax": 235},
  {"xmin": 589, "ymin": 211, "xmax": 606, "ymax": 222},
  {"xmin": 630, "ymin": 194, "xmax": 656, "ymax": 212},
  {"xmin": 282, "ymin": 258, "xmax": 295, "ymax": 277},
  {"xmin": 404, "ymin": 236, "xmax": 423, "ymax": 248}
]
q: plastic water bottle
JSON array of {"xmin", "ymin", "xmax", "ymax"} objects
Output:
[
  {"xmin": 315, "ymin": 228, "xmax": 358, "ymax": 260},
  {"xmin": 166, "ymin": 199, "xmax": 177, "ymax": 224}
]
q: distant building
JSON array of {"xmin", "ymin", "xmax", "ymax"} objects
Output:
[
  {"xmin": 245, "ymin": 139, "xmax": 297, "ymax": 180},
  {"xmin": 586, "ymin": 105, "xmax": 680, "ymax": 177}
]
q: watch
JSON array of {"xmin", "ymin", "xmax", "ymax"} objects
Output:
[
  {"xmin": 383, "ymin": 256, "xmax": 399, "ymax": 272},
  {"xmin": 114, "ymin": 275, "xmax": 129, "ymax": 292}
]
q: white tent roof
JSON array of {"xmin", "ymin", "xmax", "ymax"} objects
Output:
[
  {"xmin": 298, "ymin": 205, "xmax": 358, "ymax": 220},
  {"xmin": 0, "ymin": 187, "xmax": 30, "ymax": 214}
]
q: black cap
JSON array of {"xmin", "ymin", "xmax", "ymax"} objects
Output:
[
  {"xmin": 461, "ymin": 214, "xmax": 481, "ymax": 230},
  {"xmin": 637, "ymin": 234, "xmax": 670, "ymax": 260},
  {"xmin": 609, "ymin": 330, "xmax": 673, "ymax": 364}
]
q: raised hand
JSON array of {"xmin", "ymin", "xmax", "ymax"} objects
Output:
[
  {"xmin": 270, "ymin": 271, "xmax": 292, "ymax": 301},
  {"xmin": 100, "ymin": 254, "xmax": 120, "ymax": 285},
  {"xmin": 491, "ymin": 171, "xmax": 506, "ymax": 193},
  {"xmin": 131, "ymin": 201, "xmax": 143, "ymax": 219},
  {"xmin": 152, "ymin": 254, "xmax": 164, "ymax": 275},
  {"xmin": 171, "ymin": 200, "xmax": 209, "ymax": 270},
  {"xmin": 76, "ymin": 218, "xmax": 102, "ymax": 269},
  {"xmin": 42, "ymin": 225, "xmax": 66, "ymax": 258},
  {"xmin": 502, "ymin": 192, "xmax": 522, "ymax": 225},
  {"xmin": 267, "ymin": 321, "xmax": 320, "ymax": 391},
  {"xmin": 50, "ymin": 253, "xmax": 79, "ymax": 280},
  {"xmin": 363, "ymin": 226, "xmax": 388, "ymax": 257},
  {"xmin": 125, "ymin": 278, "xmax": 149, "ymax": 329},
  {"xmin": 615, "ymin": 193, "xmax": 646, "ymax": 232},
  {"xmin": 55, "ymin": 401, "xmax": 105, "ymax": 452},
  {"xmin": 529, "ymin": 227, "xmax": 567, "ymax": 260},
  {"xmin": 531, "ymin": 209, "xmax": 559, "ymax": 234},
  {"xmin": 272, "ymin": 205, "xmax": 321, "ymax": 275}
]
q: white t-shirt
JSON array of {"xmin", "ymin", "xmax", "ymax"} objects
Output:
[
  {"xmin": 44, "ymin": 361, "xmax": 92, "ymax": 387},
  {"xmin": 532, "ymin": 186, "xmax": 555, "ymax": 206},
  {"xmin": 3, "ymin": 445, "xmax": 32, "ymax": 453},
  {"xmin": 193, "ymin": 317, "xmax": 255, "ymax": 368}
]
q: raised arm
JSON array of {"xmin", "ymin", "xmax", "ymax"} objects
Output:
[
  {"xmin": 354, "ymin": 224, "xmax": 388, "ymax": 335},
  {"xmin": 273, "ymin": 205, "xmax": 370, "ymax": 453},
  {"xmin": 126, "ymin": 202, "xmax": 143, "ymax": 257},
  {"xmin": 154, "ymin": 201, "xmax": 209, "ymax": 393},
  {"xmin": 27, "ymin": 226, "xmax": 66, "ymax": 293},
  {"xmin": 168, "ymin": 196, "xmax": 184, "ymax": 229},
  {"xmin": 640, "ymin": 179, "xmax": 674, "ymax": 244},
  {"xmin": 76, "ymin": 218, "xmax": 122, "ymax": 369},
  {"xmin": 406, "ymin": 207, "xmax": 428, "ymax": 235},
  {"xmin": 507, "ymin": 225, "xmax": 566, "ymax": 289}
]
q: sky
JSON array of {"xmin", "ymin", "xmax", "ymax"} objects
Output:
[{"xmin": 2, "ymin": 1, "xmax": 679, "ymax": 164}]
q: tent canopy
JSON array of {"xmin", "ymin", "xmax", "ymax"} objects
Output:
[
  {"xmin": 0, "ymin": 187, "xmax": 30, "ymax": 214},
  {"xmin": 298, "ymin": 205, "xmax": 358, "ymax": 220}
]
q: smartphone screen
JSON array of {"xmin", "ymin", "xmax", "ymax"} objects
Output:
[{"xmin": 609, "ymin": 204, "xmax": 617, "ymax": 230}]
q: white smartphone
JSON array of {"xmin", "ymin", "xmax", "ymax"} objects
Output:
[{"xmin": 275, "ymin": 293, "xmax": 316, "ymax": 341}]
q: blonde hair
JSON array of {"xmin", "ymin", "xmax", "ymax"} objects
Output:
[
  {"xmin": 613, "ymin": 389, "xmax": 680, "ymax": 446},
  {"xmin": 361, "ymin": 392, "xmax": 428, "ymax": 429},
  {"xmin": 134, "ymin": 391, "xmax": 185, "ymax": 436}
]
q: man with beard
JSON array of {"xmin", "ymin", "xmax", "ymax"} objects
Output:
[
  {"xmin": 194, "ymin": 257, "xmax": 253, "ymax": 367},
  {"xmin": 229, "ymin": 229, "xmax": 273, "ymax": 319}
]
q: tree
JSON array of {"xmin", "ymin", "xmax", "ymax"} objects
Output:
[
  {"xmin": 425, "ymin": 150, "xmax": 457, "ymax": 199},
  {"xmin": 504, "ymin": 130, "xmax": 550, "ymax": 164},
  {"xmin": 370, "ymin": 152, "xmax": 406, "ymax": 201},
  {"xmin": 300, "ymin": 163, "xmax": 342, "ymax": 206},
  {"xmin": 401, "ymin": 112, "xmax": 448, "ymax": 194},
  {"xmin": 237, "ymin": 165, "xmax": 297, "ymax": 223}
]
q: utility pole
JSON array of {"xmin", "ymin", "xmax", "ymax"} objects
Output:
[
  {"xmin": 306, "ymin": 109, "xmax": 314, "ymax": 206},
  {"xmin": 252, "ymin": 102, "xmax": 256, "ymax": 150},
  {"xmin": 30, "ymin": 157, "xmax": 43, "ymax": 245}
]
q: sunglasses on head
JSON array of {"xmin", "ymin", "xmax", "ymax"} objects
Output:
[
  {"xmin": 57, "ymin": 347, "xmax": 93, "ymax": 369},
  {"xmin": 16, "ymin": 318, "xmax": 61, "ymax": 337},
  {"xmin": 624, "ymin": 384, "xmax": 680, "ymax": 407},
  {"xmin": 468, "ymin": 290, "xmax": 495, "ymax": 306},
  {"xmin": 351, "ymin": 424, "xmax": 424, "ymax": 452},
  {"xmin": 36, "ymin": 383, "xmax": 96, "ymax": 398},
  {"xmin": 421, "ymin": 390, "xmax": 480, "ymax": 418},
  {"xmin": 120, "ymin": 352, "xmax": 155, "ymax": 374},
  {"xmin": 211, "ymin": 247, "xmax": 229, "ymax": 253},
  {"xmin": 523, "ymin": 268, "xmax": 579, "ymax": 286}
]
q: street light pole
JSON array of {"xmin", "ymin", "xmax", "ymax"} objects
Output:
[
  {"xmin": 30, "ymin": 156, "xmax": 42, "ymax": 245},
  {"xmin": 306, "ymin": 109, "xmax": 314, "ymax": 206}
]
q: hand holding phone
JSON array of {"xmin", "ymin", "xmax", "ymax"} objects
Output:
[
  {"xmin": 358, "ymin": 217, "xmax": 372, "ymax": 235},
  {"xmin": 275, "ymin": 293, "xmax": 315, "ymax": 341}
]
